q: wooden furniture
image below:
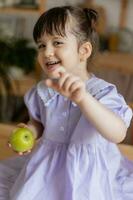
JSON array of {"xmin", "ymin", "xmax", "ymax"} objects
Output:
[
  {"xmin": 0, "ymin": 123, "xmax": 16, "ymax": 160},
  {"xmin": 13, "ymin": 75, "xmax": 37, "ymax": 96},
  {"xmin": 119, "ymin": 0, "xmax": 128, "ymax": 29},
  {"xmin": 94, "ymin": 52, "xmax": 133, "ymax": 75},
  {"xmin": 0, "ymin": 74, "xmax": 37, "ymax": 96}
]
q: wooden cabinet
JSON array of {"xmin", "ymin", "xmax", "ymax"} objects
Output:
[
  {"xmin": 12, "ymin": 75, "xmax": 37, "ymax": 96},
  {"xmin": 0, "ymin": 75, "xmax": 36, "ymax": 96},
  {"xmin": 94, "ymin": 52, "xmax": 133, "ymax": 75}
]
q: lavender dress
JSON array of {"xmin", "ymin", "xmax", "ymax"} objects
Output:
[{"xmin": 0, "ymin": 75, "xmax": 133, "ymax": 200}]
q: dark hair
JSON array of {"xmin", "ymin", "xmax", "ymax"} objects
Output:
[{"xmin": 33, "ymin": 6, "xmax": 99, "ymax": 64}]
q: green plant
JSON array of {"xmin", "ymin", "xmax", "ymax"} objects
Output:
[
  {"xmin": 0, "ymin": 65, "xmax": 17, "ymax": 122},
  {"xmin": 0, "ymin": 64, "xmax": 29, "ymax": 123},
  {"xmin": 0, "ymin": 37, "xmax": 36, "ymax": 123},
  {"xmin": 0, "ymin": 38, "xmax": 37, "ymax": 73}
]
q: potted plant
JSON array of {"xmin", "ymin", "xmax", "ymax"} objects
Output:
[
  {"xmin": 0, "ymin": 37, "xmax": 37, "ymax": 75},
  {"xmin": 0, "ymin": 38, "xmax": 36, "ymax": 122}
]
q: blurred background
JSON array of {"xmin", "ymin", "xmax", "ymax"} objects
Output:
[{"xmin": 0, "ymin": 0, "xmax": 133, "ymax": 145}]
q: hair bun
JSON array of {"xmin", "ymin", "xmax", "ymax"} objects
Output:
[{"xmin": 83, "ymin": 8, "xmax": 98, "ymax": 30}]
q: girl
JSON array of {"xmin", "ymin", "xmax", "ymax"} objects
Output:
[{"xmin": 0, "ymin": 6, "xmax": 133, "ymax": 200}]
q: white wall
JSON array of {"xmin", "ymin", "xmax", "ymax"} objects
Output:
[{"xmin": 46, "ymin": 0, "xmax": 82, "ymax": 9}]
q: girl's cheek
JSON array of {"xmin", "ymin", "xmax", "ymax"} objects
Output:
[{"xmin": 37, "ymin": 53, "xmax": 43, "ymax": 65}]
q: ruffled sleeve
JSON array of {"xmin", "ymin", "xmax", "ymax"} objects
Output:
[
  {"xmin": 24, "ymin": 86, "xmax": 41, "ymax": 122},
  {"xmin": 94, "ymin": 83, "xmax": 132, "ymax": 128}
]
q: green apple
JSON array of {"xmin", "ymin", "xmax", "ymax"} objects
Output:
[{"xmin": 9, "ymin": 127, "xmax": 35, "ymax": 152}]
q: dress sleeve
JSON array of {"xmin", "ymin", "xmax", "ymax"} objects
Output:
[
  {"xmin": 95, "ymin": 84, "xmax": 133, "ymax": 128},
  {"xmin": 24, "ymin": 86, "xmax": 41, "ymax": 122}
]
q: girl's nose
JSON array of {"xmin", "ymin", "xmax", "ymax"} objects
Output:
[{"xmin": 44, "ymin": 47, "xmax": 54, "ymax": 58}]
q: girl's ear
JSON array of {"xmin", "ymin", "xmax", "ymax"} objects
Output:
[{"xmin": 79, "ymin": 42, "xmax": 92, "ymax": 61}]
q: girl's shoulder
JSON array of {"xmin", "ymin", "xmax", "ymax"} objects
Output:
[
  {"xmin": 86, "ymin": 74, "xmax": 116, "ymax": 97},
  {"xmin": 87, "ymin": 74, "xmax": 132, "ymax": 128}
]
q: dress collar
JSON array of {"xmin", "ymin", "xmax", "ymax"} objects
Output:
[
  {"xmin": 37, "ymin": 81, "xmax": 59, "ymax": 107},
  {"xmin": 37, "ymin": 74, "xmax": 110, "ymax": 107},
  {"xmin": 37, "ymin": 81, "xmax": 78, "ymax": 107}
]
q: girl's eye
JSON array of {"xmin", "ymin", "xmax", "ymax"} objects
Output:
[
  {"xmin": 37, "ymin": 44, "xmax": 46, "ymax": 49},
  {"xmin": 54, "ymin": 41, "xmax": 63, "ymax": 46}
]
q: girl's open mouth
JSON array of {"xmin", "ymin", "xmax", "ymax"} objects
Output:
[{"xmin": 46, "ymin": 61, "xmax": 61, "ymax": 72}]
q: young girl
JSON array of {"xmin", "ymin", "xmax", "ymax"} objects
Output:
[{"xmin": 0, "ymin": 6, "xmax": 133, "ymax": 200}]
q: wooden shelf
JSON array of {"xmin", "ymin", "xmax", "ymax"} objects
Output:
[
  {"xmin": 0, "ymin": 75, "xmax": 37, "ymax": 97},
  {"xmin": 0, "ymin": 7, "xmax": 40, "ymax": 14},
  {"xmin": 14, "ymin": 75, "xmax": 37, "ymax": 96},
  {"xmin": 94, "ymin": 52, "xmax": 133, "ymax": 75}
]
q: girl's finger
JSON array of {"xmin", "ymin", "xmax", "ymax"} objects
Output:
[
  {"xmin": 58, "ymin": 73, "xmax": 70, "ymax": 89},
  {"xmin": 18, "ymin": 152, "xmax": 23, "ymax": 156},
  {"xmin": 7, "ymin": 142, "xmax": 12, "ymax": 148},
  {"xmin": 62, "ymin": 76, "xmax": 80, "ymax": 92},
  {"xmin": 58, "ymin": 70, "xmax": 66, "ymax": 78},
  {"xmin": 17, "ymin": 123, "xmax": 28, "ymax": 128},
  {"xmin": 7, "ymin": 142, "xmax": 32, "ymax": 155},
  {"xmin": 71, "ymin": 88, "xmax": 82, "ymax": 100},
  {"xmin": 23, "ymin": 149, "xmax": 31, "ymax": 155},
  {"xmin": 44, "ymin": 79, "xmax": 59, "ymax": 91},
  {"xmin": 44, "ymin": 79, "xmax": 53, "ymax": 87},
  {"xmin": 69, "ymin": 81, "xmax": 83, "ymax": 93}
]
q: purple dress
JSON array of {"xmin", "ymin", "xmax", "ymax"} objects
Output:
[{"xmin": 0, "ymin": 75, "xmax": 133, "ymax": 200}]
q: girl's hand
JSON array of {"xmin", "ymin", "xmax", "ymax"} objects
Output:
[
  {"xmin": 7, "ymin": 123, "xmax": 32, "ymax": 156},
  {"xmin": 8, "ymin": 142, "xmax": 32, "ymax": 156},
  {"xmin": 17, "ymin": 123, "xmax": 29, "ymax": 129},
  {"xmin": 45, "ymin": 72, "xmax": 87, "ymax": 104}
]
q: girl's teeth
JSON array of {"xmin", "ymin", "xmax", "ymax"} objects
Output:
[{"xmin": 47, "ymin": 61, "xmax": 60, "ymax": 65}]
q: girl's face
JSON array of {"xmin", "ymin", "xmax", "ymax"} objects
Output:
[{"xmin": 37, "ymin": 30, "xmax": 89, "ymax": 80}]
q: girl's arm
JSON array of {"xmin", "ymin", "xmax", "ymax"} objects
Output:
[
  {"xmin": 45, "ymin": 72, "xmax": 127, "ymax": 144},
  {"xmin": 78, "ymin": 92, "xmax": 127, "ymax": 144}
]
